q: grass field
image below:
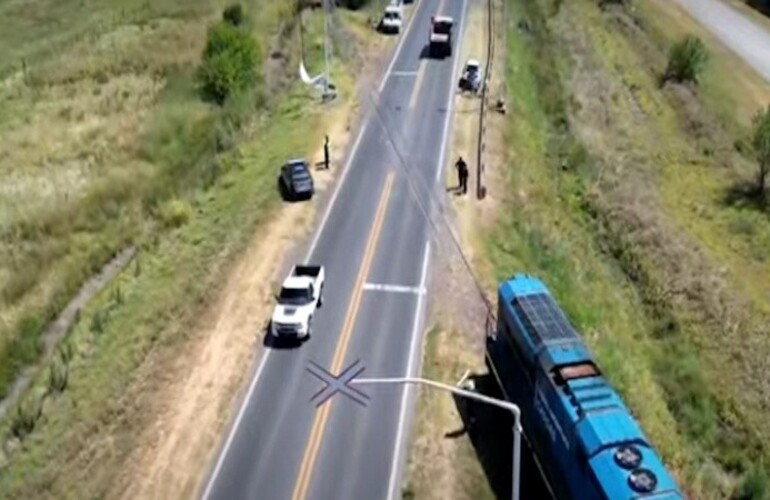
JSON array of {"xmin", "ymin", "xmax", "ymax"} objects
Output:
[
  {"xmin": 0, "ymin": 1, "xmax": 368, "ymax": 497},
  {"xmin": 0, "ymin": 0, "xmax": 321, "ymax": 398},
  {"xmin": 478, "ymin": 0, "xmax": 770, "ymax": 496}
]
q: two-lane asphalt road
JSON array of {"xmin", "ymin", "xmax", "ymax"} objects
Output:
[
  {"xmin": 201, "ymin": 0, "xmax": 467, "ymax": 498},
  {"xmin": 672, "ymin": 0, "xmax": 770, "ymax": 82}
]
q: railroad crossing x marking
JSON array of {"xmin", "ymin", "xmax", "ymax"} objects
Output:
[{"xmin": 306, "ymin": 359, "xmax": 370, "ymax": 408}]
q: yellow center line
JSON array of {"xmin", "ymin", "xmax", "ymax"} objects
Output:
[
  {"xmin": 408, "ymin": 61, "xmax": 427, "ymax": 110},
  {"xmin": 292, "ymin": 170, "xmax": 396, "ymax": 500}
]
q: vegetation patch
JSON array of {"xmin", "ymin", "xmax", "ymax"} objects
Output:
[{"xmin": 484, "ymin": 0, "xmax": 770, "ymax": 495}]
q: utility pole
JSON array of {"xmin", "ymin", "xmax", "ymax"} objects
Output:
[{"xmin": 322, "ymin": 0, "xmax": 336, "ymax": 101}]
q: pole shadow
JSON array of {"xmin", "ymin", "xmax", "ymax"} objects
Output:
[{"xmin": 451, "ymin": 373, "xmax": 553, "ymax": 499}]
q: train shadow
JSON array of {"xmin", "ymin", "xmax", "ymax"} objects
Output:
[{"xmin": 450, "ymin": 373, "xmax": 554, "ymax": 499}]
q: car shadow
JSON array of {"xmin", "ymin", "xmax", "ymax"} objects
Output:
[
  {"xmin": 450, "ymin": 373, "xmax": 553, "ymax": 499},
  {"xmin": 419, "ymin": 44, "xmax": 435, "ymax": 60},
  {"xmin": 262, "ymin": 324, "xmax": 306, "ymax": 350},
  {"xmin": 277, "ymin": 177, "xmax": 312, "ymax": 203}
]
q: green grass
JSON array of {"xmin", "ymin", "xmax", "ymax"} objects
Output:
[{"xmin": 485, "ymin": 0, "xmax": 770, "ymax": 495}]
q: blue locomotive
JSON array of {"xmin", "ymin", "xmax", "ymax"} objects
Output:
[{"xmin": 486, "ymin": 274, "xmax": 684, "ymax": 499}]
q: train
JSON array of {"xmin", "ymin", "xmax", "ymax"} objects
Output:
[{"xmin": 486, "ymin": 274, "xmax": 684, "ymax": 499}]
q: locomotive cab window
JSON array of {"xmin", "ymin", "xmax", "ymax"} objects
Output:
[{"xmin": 552, "ymin": 362, "xmax": 600, "ymax": 386}]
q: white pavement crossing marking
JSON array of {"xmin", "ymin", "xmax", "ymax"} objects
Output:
[
  {"xmin": 362, "ymin": 283, "xmax": 426, "ymax": 295},
  {"xmin": 389, "ymin": 71, "xmax": 418, "ymax": 77}
]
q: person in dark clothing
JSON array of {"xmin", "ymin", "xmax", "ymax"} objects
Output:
[
  {"xmin": 456, "ymin": 156, "xmax": 469, "ymax": 195},
  {"xmin": 324, "ymin": 135, "xmax": 330, "ymax": 169}
]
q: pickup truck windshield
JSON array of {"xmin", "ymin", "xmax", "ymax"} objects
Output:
[
  {"xmin": 279, "ymin": 287, "xmax": 312, "ymax": 305},
  {"xmin": 433, "ymin": 22, "xmax": 451, "ymax": 34}
]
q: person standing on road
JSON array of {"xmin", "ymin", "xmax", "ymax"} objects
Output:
[
  {"xmin": 324, "ymin": 135, "xmax": 330, "ymax": 170},
  {"xmin": 456, "ymin": 156, "xmax": 469, "ymax": 195}
]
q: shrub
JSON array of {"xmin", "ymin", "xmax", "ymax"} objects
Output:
[
  {"xmin": 752, "ymin": 105, "xmax": 770, "ymax": 203},
  {"xmin": 736, "ymin": 465, "xmax": 769, "ymax": 500},
  {"xmin": 90, "ymin": 309, "xmax": 105, "ymax": 334},
  {"xmin": 337, "ymin": 0, "xmax": 372, "ymax": 9},
  {"xmin": 223, "ymin": 4, "xmax": 245, "ymax": 26},
  {"xmin": 10, "ymin": 396, "xmax": 42, "ymax": 441},
  {"xmin": 599, "ymin": 0, "xmax": 632, "ymax": 8},
  {"xmin": 159, "ymin": 198, "xmax": 193, "ymax": 228},
  {"xmin": 47, "ymin": 357, "xmax": 68, "ymax": 394},
  {"xmin": 664, "ymin": 35, "xmax": 709, "ymax": 84},
  {"xmin": 198, "ymin": 22, "xmax": 260, "ymax": 105}
]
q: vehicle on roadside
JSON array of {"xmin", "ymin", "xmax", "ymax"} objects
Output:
[
  {"xmin": 428, "ymin": 15, "xmax": 453, "ymax": 58},
  {"xmin": 270, "ymin": 265, "xmax": 325, "ymax": 341},
  {"xmin": 458, "ymin": 58, "xmax": 483, "ymax": 94},
  {"xmin": 279, "ymin": 158, "xmax": 314, "ymax": 200},
  {"xmin": 379, "ymin": 4, "xmax": 403, "ymax": 34}
]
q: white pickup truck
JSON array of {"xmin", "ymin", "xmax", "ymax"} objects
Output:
[
  {"xmin": 379, "ymin": 4, "xmax": 403, "ymax": 34},
  {"xmin": 270, "ymin": 265, "xmax": 325, "ymax": 340}
]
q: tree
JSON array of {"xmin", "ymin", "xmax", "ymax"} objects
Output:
[
  {"xmin": 752, "ymin": 105, "xmax": 770, "ymax": 203},
  {"xmin": 198, "ymin": 21, "xmax": 260, "ymax": 105},
  {"xmin": 664, "ymin": 35, "xmax": 709, "ymax": 84}
]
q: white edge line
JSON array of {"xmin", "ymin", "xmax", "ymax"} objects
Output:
[
  {"xmin": 434, "ymin": 0, "xmax": 469, "ymax": 185},
  {"xmin": 200, "ymin": 120, "xmax": 369, "ymax": 500},
  {"xmin": 386, "ymin": 241, "xmax": 431, "ymax": 500},
  {"xmin": 378, "ymin": 1, "xmax": 422, "ymax": 94}
]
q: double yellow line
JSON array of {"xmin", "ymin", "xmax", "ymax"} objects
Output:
[{"xmin": 291, "ymin": 171, "xmax": 396, "ymax": 500}]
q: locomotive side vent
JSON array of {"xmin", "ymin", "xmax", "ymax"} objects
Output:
[
  {"xmin": 628, "ymin": 468, "xmax": 658, "ymax": 493},
  {"xmin": 614, "ymin": 445, "xmax": 642, "ymax": 469}
]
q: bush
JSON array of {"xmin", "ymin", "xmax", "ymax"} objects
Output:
[
  {"xmin": 10, "ymin": 397, "xmax": 42, "ymax": 441},
  {"xmin": 664, "ymin": 35, "xmax": 709, "ymax": 84},
  {"xmin": 223, "ymin": 4, "xmax": 245, "ymax": 26},
  {"xmin": 90, "ymin": 309, "xmax": 105, "ymax": 334},
  {"xmin": 598, "ymin": 0, "xmax": 632, "ymax": 8},
  {"xmin": 337, "ymin": 0, "xmax": 371, "ymax": 9},
  {"xmin": 198, "ymin": 22, "xmax": 260, "ymax": 105},
  {"xmin": 47, "ymin": 357, "xmax": 69, "ymax": 394},
  {"xmin": 752, "ymin": 105, "xmax": 770, "ymax": 203},
  {"xmin": 159, "ymin": 198, "xmax": 193, "ymax": 228},
  {"xmin": 735, "ymin": 465, "xmax": 769, "ymax": 500}
]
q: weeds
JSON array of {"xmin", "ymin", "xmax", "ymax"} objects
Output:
[
  {"xmin": 664, "ymin": 35, "xmax": 709, "ymax": 84},
  {"xmin": 736, "ymin": 464, "xmax": 769, "ymax": 500},
  {"xmin": 90, "ymin": 310, "xmax": 105, "ymax": 335},
  {"xmin": 158, "ymin": 199, "xmax": 193, "ymax": 229},
  {"xmin": 47, "ymin": 358, "xmax": 68, "ymax": 395},
  {"xmin": 10, "ymin": 397, "xmax": 42, "ymax": 441},
  {"xmin": 751, "ymin": 105, "xmax": 770, "ymax": 203}
]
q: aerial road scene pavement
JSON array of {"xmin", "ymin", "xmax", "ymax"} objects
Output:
[{"xmin": 2, "ymin": 0, "xmax": 770, "ymax": 499}]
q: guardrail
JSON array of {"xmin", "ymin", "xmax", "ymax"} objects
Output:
[{"xmin": 476, "ymin": 0, "xmax": 494, "ymax": 200}]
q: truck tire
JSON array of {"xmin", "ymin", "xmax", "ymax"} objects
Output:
[
  {"xmin": 306, "ymin": 316, "xmax": 313, "ymax": 339},
  {"xmin": 318, "ymin": 285, "xmax": 324, "ymax": 308}
]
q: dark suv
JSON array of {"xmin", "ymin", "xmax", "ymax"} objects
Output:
[{"xmin": 279, "ymin": 158, "xmax": 314, "ymax": 200}]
